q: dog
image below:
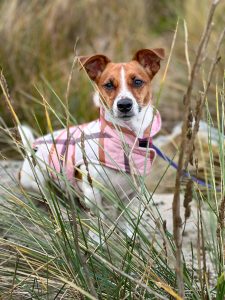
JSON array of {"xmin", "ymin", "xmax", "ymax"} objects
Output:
[{"xmin": 18, "ymin": 48, "xmax": 165, "ymax": 240}]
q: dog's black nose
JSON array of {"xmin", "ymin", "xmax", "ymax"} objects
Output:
[{"xmin": 117, "ymin": 98, "xmax": 133, "ymax": 113}]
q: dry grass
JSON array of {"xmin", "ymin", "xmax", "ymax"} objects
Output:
[{"xmin": 0, "ymin": 0, "xmax": 174, "ymax": 131}]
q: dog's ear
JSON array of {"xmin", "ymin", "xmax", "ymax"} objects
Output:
[
  {"xmin": 78, "ymin": 54, "xmax": 111, "ymax": 82},
  {"xmin": 133, "ymin": 48, "xmax": 165, "ymax": 79}
]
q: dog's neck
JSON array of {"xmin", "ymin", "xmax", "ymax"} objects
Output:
[{"xmin": 102, "ymin": 104, "xmax": 154, "ymax": 138}]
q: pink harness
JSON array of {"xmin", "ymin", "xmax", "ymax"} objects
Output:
[{"xmin": 33, "ymin": 109, "xmax": 161, "ymax": 185}]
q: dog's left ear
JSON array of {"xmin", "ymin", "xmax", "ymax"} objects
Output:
[
  {"xmin": 133, "ymin": 48, "xmax": 165, "ymax": 79},
  {"xmin": 78, "ymin": 54, "xmax": 111, "ymax": 82}
]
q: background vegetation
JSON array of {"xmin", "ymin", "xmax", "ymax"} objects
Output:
[
  {"xmin": 0, "ymin": 0, "xmax": 225, "ymax": 299},
  {"xmin": 0, "ymin": 0, "xmax": 224, "ymax": 134}
]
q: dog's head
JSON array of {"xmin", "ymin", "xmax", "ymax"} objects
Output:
[{"xmin": 79, "ymin": 48, "xmax": 165, "ymax": 120}]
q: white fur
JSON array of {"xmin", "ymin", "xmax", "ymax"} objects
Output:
[
  {"xmin": 18, "ymin": 125, "xmax": 35, "ymax": 150},
  {"xmin": 18, "ymin": 125, "xmax": 47, "ymax": 192},
  {"xmin": 93, "ymin": 91, "xmax": 100, "ymax": 107},
  {"xmin": 78, "ymin": 163, "xmax": 136, "ymax": 242}
]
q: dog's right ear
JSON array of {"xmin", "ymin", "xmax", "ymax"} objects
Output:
[{"xmin": 78, "ymin": 54, "xmax": 111, "ymax": 82}]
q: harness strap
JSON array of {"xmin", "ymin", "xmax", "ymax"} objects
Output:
[{"xmin": 151, "ymin": 143, "xmax": 221, "ymax": 191}]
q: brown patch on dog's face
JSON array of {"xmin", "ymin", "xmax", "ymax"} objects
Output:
[
  {"xmin": 123, "ymin": 61, "xmax": 152, "ymax": 107},
  {"xmin": 97, "ymin": 63, "xmax": 123, "ymax": 108}
]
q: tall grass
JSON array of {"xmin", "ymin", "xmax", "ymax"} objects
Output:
[{"xmin": 0, "ymin": 1, "xmax": 225, "ymax": 299}]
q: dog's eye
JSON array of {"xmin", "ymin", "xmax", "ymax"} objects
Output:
[
  {"xmin": 103, "ymin": 81, "xmax": 115, "ymax": 90},
  {"xmin": 133, "ymin": 78, "xmax": 144, "ymax": 88}
]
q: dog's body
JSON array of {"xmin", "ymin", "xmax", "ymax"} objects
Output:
[{"xmin": 19, "ymin": 48, "xmax": 165, "ymax": 239}]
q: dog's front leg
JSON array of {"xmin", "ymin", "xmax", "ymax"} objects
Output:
[
  {"xmin": 79, "ymin": 164, "xmax": 103, "ymax": 216},
  {"xmin": 79, "ymin": 164, "xmax": 104, "ymax": 243}
]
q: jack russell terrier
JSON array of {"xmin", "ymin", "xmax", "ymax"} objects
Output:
[{"xmin": 18, "ymin": 48, "xmax": 165, "ymax": 239}]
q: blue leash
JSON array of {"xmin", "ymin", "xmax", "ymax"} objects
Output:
[{"xmin": 151, "ymin": 144, "xmax": 221, "ymax": 190}]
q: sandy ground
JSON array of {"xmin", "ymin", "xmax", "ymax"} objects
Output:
[{"xmin": 0, "ymin": 160, "xmax": 216, "ymax": 281}]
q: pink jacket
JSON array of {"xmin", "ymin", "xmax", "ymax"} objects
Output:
[{"xmin": 33, "ymin": 108, "xmax": 161, "ymax": 185}]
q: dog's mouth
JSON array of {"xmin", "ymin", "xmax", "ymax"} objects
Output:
[
  {"xmin": 117, "ymin": 112, "xmax": 135, "ymax": 120},
  {"xmin": 111, "ymin": 104, "xmax": 142, "ymax": 120}
]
